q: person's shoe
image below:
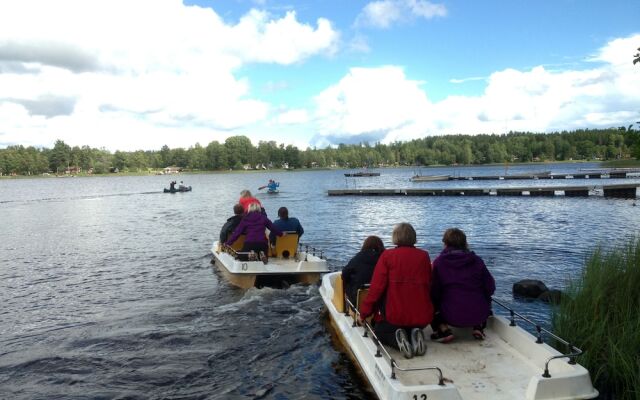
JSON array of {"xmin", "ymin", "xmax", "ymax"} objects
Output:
[
  {"xmin": 248, "ymin": 251, "xmax": 257, "ymax": 261},
  {"xmin": 410, "ymin": 328, "xmax": 427, "ymax": 356},
  {"xmin": 259, "ymin": 251, "xmax": 268, "ymax": 264},
  {"xmin": 395, "ymin": 329, "xmax": 413, "ymax": 359},
  {"xmin": 472, "ymin": 328, "xmax": 486, "ymax": 340},
  {"xmin": 430, "ymin": 329, "xmax": 454, "ymax": 343}
]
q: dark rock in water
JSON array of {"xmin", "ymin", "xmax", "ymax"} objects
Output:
[
  {"xmin": 538, "ymin": 289, "xmax": 562, "ymax": 304},
  {"xmin": 513, "ymin": 279, "xmax": 549, "ymax": 298}
]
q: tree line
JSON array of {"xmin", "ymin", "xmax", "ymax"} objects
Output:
[{"xmin": 1, "ymin": 128, "xmax": 639, "ymax": 176}]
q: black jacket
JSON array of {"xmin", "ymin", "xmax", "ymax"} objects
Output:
[
  {"xmin": 219, "ymin": 215, "xmax": 243, "ymax": 243},
  {"xmin": 341, "ymin": 249, "xmax": 382, "ymax": 307}
]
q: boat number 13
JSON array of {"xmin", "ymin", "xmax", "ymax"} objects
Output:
[{"xmin": 413, "ymin": 395, "xmax": 427, "ymax": 400}]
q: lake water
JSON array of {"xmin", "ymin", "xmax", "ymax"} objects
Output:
[{"xmin": 1, "ymin": 163, "xmax": 638, "ymax": 399}]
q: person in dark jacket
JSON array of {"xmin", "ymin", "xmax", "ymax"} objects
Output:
[
  {"xmin": 269, "ymin": 207, "xmax": 304, "ymax": 244},
  {"xmin": 225, "ymin": 203, "xmax": 284, "ymax": 263},
  {"xmin": 359, "ymin": 223, "xmax": 433, "ymax": 359},
  {"xmin": 342, "ymin": 236, "xmax": 384, "ymax": 308},
  {"xmin": 430, "ymin": 228, "xmax": 496, "ymax": 343},
  {"xmin": 219, "ymin": 203, "xmax": 244, "ymax": 243}
]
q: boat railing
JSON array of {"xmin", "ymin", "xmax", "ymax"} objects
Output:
[
  {"xmin": 343, "ymin": 292, "xmax": 445, "ymax": 385},
  {"xmin": 298, "ymin": 243, "xmax": 325, "ymax": 260},
  {"xmin": 221, "ymin": 244, "xmax": 259, "ymax": 260},
  {"xmin": 491, "ymin": 298, "xmax": 584, "ymax": 378},
  {"xmin": 221, "ymin": 243, "xmax": 325, "ymax": 261}
]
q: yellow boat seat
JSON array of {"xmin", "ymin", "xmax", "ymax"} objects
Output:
[
  {"xmin": 272, "ymin": 232, "xmax": 299, "ymax": 258},
  {"xmin": 346, "ymin": 287, "xmax": 371, "ymax": 322},
  {"xmin": 230, "ymin": 234, "xmax": 246, "ymax": 251},
  {"xmin": 332, "ymin": 274, "xmax": 345, "ymax": 313}
]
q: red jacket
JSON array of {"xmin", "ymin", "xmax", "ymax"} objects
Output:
[
  {"xmin": 239, "ymin": 196, "xmax": 262, "ymax": 212},
  {"xmin": 359, "ymin": 246, "xmax": 434, "ymax": 327}
]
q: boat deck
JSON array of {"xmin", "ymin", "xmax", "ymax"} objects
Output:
[{"xmin": 389, "ymin": 326, "xmax": 536, "ymax": 398}]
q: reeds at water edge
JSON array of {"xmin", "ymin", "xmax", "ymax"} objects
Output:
[{"xmin": 552, "ymin": 238, "xmax": 640, "ymax": 400}]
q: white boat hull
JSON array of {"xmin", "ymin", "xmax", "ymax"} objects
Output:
[
  {"xmin": 320, "ymin": 272, "xmax": 598, "ymax": 400},
  {"xmin": 211, "ymin": 241, "xmax": 329, "ymax": 289},
  {"xmin": 411, "ymin": 175, "xmax": 451, "ymax": 182}
]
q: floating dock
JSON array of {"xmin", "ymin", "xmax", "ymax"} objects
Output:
[
  {"xmin": 429, "ymin": 172, "xmax": 639, "ymax": 181},
  {"xmin": 328, "ymin": 183, "xmax": 639, "ymax": 198}
]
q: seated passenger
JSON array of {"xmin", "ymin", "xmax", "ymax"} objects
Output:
[
  {"xmin": 269, "ymin": 207, "xmax": 303, "ymax": 244},
  {"xmin": 359, "ymin": 223, "xmax": 433, "ymax": 359},
  {"xmin": 238, "ymin": 189, "xmax": 263, "ymax": 213},
  {"xmin": 219, "ymin": 203, "xmax": 244, "ymax": 243},
  {"xmin": 179, "ymin": 181, "xmax": 187, "ymax": 190},
  {"xmin": 430, "ymin": 228, "xmax": 495, "ymax": 343},
  {"xmin": 225, "ymin": 203, "xmax": 284, "ymax": 264},
  {"xmin": 341, "ymin": 236, "xmax": 385, "ymax": 308}
]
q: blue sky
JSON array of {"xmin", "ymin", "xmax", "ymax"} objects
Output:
[{"xmin": 0, "ymin": 0, "xmax": 638, "ymax": 151}]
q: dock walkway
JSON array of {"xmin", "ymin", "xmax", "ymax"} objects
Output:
[
  {"xmin": 328, "ymin": 183, "xmax": 638, "ymax": 198},
  {"xmin": 440, "ymin": 172, "xmax": 639, "ymax": 181}
]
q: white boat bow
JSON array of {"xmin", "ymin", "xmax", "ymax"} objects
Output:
[{"xmin": 320, "ymin": 272, "xmax": 598, "ymax": 400}]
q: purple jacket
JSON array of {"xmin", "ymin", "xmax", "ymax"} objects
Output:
[
  {"xmin": 431, "ymin": 248, "xmax": 495, "ymax": 327},
  {"xmin": 225, "ymin": 211, "xmax": 282, "ymax": 245}
]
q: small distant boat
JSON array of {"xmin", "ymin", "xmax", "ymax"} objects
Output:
[
  {"xmin": 345, "ymin": 169, "xmax": 381, "ymax": 177},
  {"xmin": 320, "ymin": 272, "xmax": 598, "ymax": 400},
  {"xmin": 410, "ymin": 174, "xmax": 450, "ymax": 182},
  {"xmin": 164, "ymin": 186, "xmax": 192, "ymax": 193},
  {"xmin": 211, "ymin": 233, "xmax": 328, "ymax": 289},
  {"xmin": 267, "ymin": 189, "xmax": 279, "ymax": 194}
]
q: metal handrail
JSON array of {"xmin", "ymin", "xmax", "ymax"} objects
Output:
[
  {"xmin": 221, "ymin": 242, "xmax": 325, "ymax": 261},
  {"xmin": 491, "ymin": 298, "xmax": 583, "ymax": 377},
  {"xmin": 343, "ymin": 295, "xmax": 445, "ymax": 385}
]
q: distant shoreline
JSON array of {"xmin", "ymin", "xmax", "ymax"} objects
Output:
[{"xmin": 1, "ymin": 159, "xmax": 638, "ymax": 180}]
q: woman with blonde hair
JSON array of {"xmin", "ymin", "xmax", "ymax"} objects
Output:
[
  {"xmin": 359, "ymin": 223, "xmax": 434, "ymax": 359},
  {"xmin": 225, "ymin": 202, "xmax": 284, "ymax": 264}
]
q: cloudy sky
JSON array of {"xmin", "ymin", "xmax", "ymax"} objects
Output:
[{"xmin": 0, "ymin": 0, "xmax": 639, "ymax": 151}]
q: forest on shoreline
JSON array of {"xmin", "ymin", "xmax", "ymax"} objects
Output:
[{"xmin": 1, "ymin": 128, "xmax": 639, "ymax": 176}]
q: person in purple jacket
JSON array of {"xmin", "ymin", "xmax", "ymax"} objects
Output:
[
  {"xmin": 430, "ymin": 228, "xmax": 495, "ymax": 343},
  {"xmin": 225, "ymin": 203, "xmax": 285, "ymax": 264}
]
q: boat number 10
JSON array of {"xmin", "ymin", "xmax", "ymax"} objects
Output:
[{"xmin": 413, "ymin": 395, "xmax": 427, "ymax": 400}]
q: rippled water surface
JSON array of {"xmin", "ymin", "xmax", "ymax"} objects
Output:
[{"xmin": 1, "ymin": 164, "xmax": 638, "ymax": 399}]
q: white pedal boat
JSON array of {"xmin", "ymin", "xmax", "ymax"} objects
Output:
[
  {"xmin": 211, "ymin": 233, "xmax": 328, "ymax": 289},
  {"xmin": 320, "ymin": 272, "xmax": 598, "ymax": 400}
]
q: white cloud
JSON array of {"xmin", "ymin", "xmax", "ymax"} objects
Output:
[
  {"xmin": 276, "ymin": 109, "xmax": 309, "ymax": 125},
  {"xmin": 0, "ymin": 0, "xmax": 339, "ymax": 150},
  {"xmin": 313, "ymin": 66, "xmax": 432, "ymax": 145},
  {"xmin": 356, "ymin": 0, "xmax": 446, "ymax": 29},
  {"xmin": 311, "ymin": 34, "xmax": 640, "ymax": 145}
]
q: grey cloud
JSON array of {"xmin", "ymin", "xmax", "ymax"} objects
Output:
[
  {"xmin": 575, "ymin": 71, "xmax": 617, "ymax": 87},
  {"xmin": 477, "ymin": 112, "xmax": 489, "ymax": 122},
  {"xmin": 0, "ymin": 61, "xmax": 41, "ymax": 74},
  {"xmin": 0, "ymin": 41, "xmax": 100, "ymax": 73},
  {"xmin": 311, "ymin": 130, "xmax": 388, "ymax": 146},
  {"xmin": 7, "ymin": 95, "xmax": 77, "ymax": 118}
]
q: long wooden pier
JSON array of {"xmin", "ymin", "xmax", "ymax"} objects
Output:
[
  {"xmin": 423, "ymin": 172, "xmax": 640, "ymax": 181},
  {"xmin": 328, "ymin": 183, "xmax": 639, "ymax": 198}
]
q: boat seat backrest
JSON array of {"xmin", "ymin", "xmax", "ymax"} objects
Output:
[
  {"xmin": 348, "ymin": 287, "xmax": 371, "ymax": 322},
  {"xmin": 230, "ymin": 235, "xmax": 246, "ymax": 251},
  {"xmin": 273, "ymin": 232, "xmax": 299, "ymax": 258},
  {"xmin": 332, "ymin": 274, "xmax": 345, "ymax": 313}
]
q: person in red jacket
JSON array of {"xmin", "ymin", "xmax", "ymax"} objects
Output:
[
  {"xmin": 359, "ymin": 223, "xmax": 434, "ymax": 359},
  {"xmin": 238, "ymin": 189, "xmax": 263, "ymax": 213}
]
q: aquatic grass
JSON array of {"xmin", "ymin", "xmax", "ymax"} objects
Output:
[{"xmin": 552, "ymin": 238, "xmax": 640, "ymax": 400}]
